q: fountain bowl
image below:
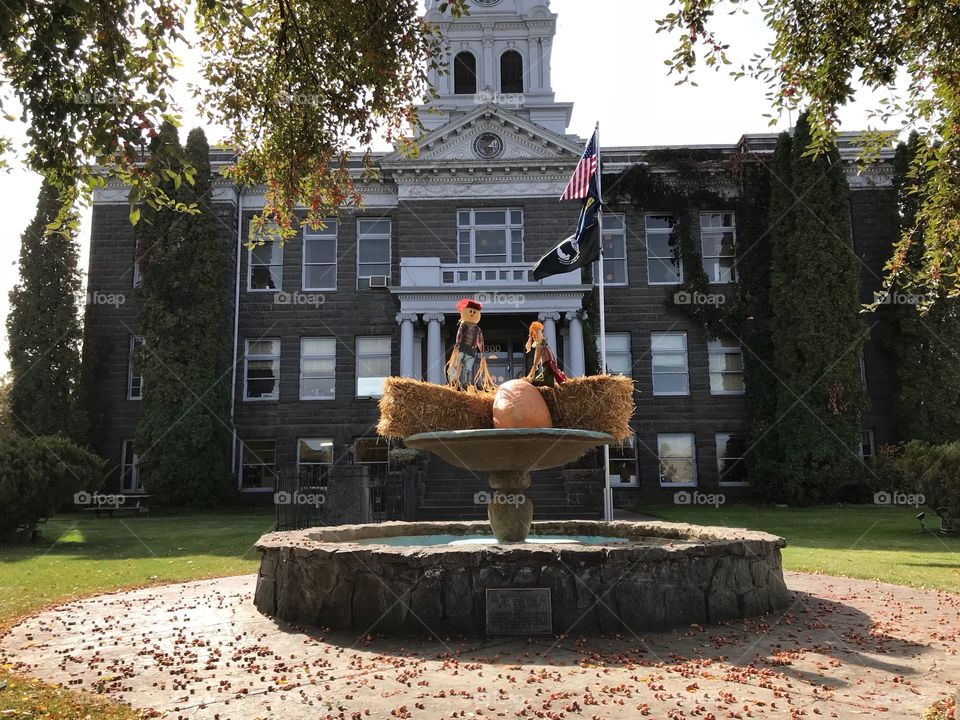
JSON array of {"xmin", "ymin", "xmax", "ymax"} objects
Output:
[{"xmin": 254, "ymin": 519, "xmax": 790, "ymax": 637}]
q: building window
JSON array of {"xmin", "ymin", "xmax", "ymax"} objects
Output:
[
  {"xmin": 453, "ymin": 51, "xmax": 477, "ymax": 95},
  {"xmin": 355, "ymin": 437, "xmax": 389, "ymax": 481},
  {"xmin": 658, "ymin": 433, "xmax": 697, "ymax": 486},
  {"xmin": 240, "ymin": 439, "xmax": 276, "ymax": 491},
  {"xmin": 609, "ymin": 436, "xmax": 638, "ymax": 486},
  {"xmin": 645, "ymin": 214, "xmax": 682, "ymax": 285},
  {"xmin": 356, "ymin": 336, "xmax": 391, "ymax": 398},
  {"xmin": 248, "ymin": 241, "xmax": 282, "ymax": 291},
  {"xmin": 860, "ymin": 429, "xmax": 876, "ymax": 459},
  {"xmin": 303, "ymin": 220, "xmax": 337, "ymax": 291},
  {"xmin": 708, "ymin": 338, "xmax": 745, "ymax": 395},
  {"xmin": 593, "ymin": 213, "xmax": 627, "ymax": 286},
  {"xmin": 500, "ymin": 50, "xmax": 523, "ymax": 93},
  {"xmin": 357, "ymin": 218, "xmax": 391, "ymax": 289},
  {"xmin": 651, "ymin": 332, "xmax": 689, "ymax": 396},
  {"xmin": 300, "ymin": 337, "xmax": 336, "ymax": 400},
  {"xmin": 132, "ymin": 247, "xmax": 142, "ymax": 288},
  {"xmin": 716, "ymin": 432, "xmax": 748, "ymax": 485},
  {"xmin": 601, "ymin": 332, "xmax": 632, "ymax": 376},
  {"xmin": 244, "ymin": 338, "xmax": 280, "ymax": 400},
  {"xmin": 457, "ymin": 209, "xmax": 523, "ymax": 264},
  {"xmin": 700, "ymin": 212, "xmax": 736, "ymax": 283},
  {"xmin": 297, "ymin": 437, "xmax": 333, "ymax": 486},
  {"xmin": 120, "ymin": 439, "xmax": 140, "ymax": 493},
  {"xmin": 127, "ymin": 335, "xmax": 144, "ymax": 400}
]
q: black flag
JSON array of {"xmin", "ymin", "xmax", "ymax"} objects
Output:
[{"xmin": 532, "ymin": 176, "xmax": 601, "ymax": 280}]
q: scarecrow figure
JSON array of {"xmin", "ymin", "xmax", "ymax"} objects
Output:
[
  {"xmin": 525, "ymin": 320, "xmax": 567, "ymax": 387},
  {"xmin": 446, "ymin": 298, "xmax": 495, "ymax": 390}
]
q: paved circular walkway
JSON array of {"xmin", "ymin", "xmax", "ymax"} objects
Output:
[{"xmin": 2, "ymin": 572, "xmax": 957, "ymax": 719}]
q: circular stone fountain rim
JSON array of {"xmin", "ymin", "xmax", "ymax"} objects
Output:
[
  {"xmin": 404, "ymin": 428, "xmax": 615, "ymax": 443},
  {"xmin": 256, "ymin": 520, "xmax": 786, "ymax": 558}
]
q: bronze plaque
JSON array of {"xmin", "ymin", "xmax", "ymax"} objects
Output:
[{"xmin": 485, "ymin": 588, "xmax": 552, "ymax": 636}]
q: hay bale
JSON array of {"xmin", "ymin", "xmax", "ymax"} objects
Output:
[
  {"xmin": 538, "ymin": 374, "xmax": 635, "ymax": 441},
  {"xmin": 377, "ymin": 377, "xmax": 494, "ymax": 438}
]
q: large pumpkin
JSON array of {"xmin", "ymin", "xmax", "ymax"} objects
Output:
[{"xmin": 492, "ymin": 379, "xmax": 553, "ymax": 429}]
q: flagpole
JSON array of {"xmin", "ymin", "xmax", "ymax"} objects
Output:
[{"xmin": 594, "ymin": 121, "xmax": 613, "ymax": 523}]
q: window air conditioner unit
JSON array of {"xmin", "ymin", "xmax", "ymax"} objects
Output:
[{"xmin": 368, "ymin": 275, "xmax": 389, "ymax": 288}]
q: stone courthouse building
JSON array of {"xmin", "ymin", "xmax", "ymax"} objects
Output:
[{"xmin": 84, "ymin": 0, "xmax": 899, "ymax": 513}]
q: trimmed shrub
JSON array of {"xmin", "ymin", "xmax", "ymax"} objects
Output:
[
  {"xmin": 899, "ymin": 440, "xmax": 960, "ymax": 529},
  {"xmin": 0, "ymin": 435, "xmax": 105, "ymax": 540}
]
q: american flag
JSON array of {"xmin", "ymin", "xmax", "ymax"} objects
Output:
[{"xmin": 560, "ymin": 129, "xmax": 599, "ymax": 201}]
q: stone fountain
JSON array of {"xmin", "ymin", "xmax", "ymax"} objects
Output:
[
  {"xmin": 254, "ymin": 427, "xmax": 791, "ymax": 637},
  {"xmin": 404, "ymin": 427, "xmax": 614, "ymax": 542}
]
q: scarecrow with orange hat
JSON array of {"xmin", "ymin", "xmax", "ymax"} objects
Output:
[{"xmin": 446, "ymin": 298, "xmax": 495, "ymax": 390}]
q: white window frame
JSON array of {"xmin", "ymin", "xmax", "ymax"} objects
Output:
[
  {"xmin": 645, "ymin": 214, "xmax": 683, "ymax": 285},
  {"xmin": 700, "ymin": 211, "xmax": 737, "ymax": 284},
  {"xmin": 247, "ymin": 241, "xmax": 283, "ymax": 292},
  {"xmin": 297, "ymin": 437, "xmax": 334, "ymax": 485},
  {"xmin": 302, "ymin": 220, "xmax": 338, "ymax": 291},
  {"xmin": 708, "ymin": 338, "xmax": 745, "ymax": 396},
  {"xmin": 127, "ymin": 335, "xmax": 144, "ymax": 400},
  {"xmin": 244, "ymin": 338, "xmax": 280, "ymax": 401},
  {"xmin": 658, "ymin": 432, "xmax": 698, "ymax": 487},
  {"xmin": 592, "ymin": 213, "xmax": 628, "ymax": 287},
  {"xmin": 239, "ymin": 439, "xmax": 276, "ymax": 492},
  {"xmin": 355, "ymin": 335, "xmax": 391, "ymax": 398},
  {"xmin": 600, "ymin": 332, "xmax": 633, "ymax": 376},
  {"xmin": 120, "ymin": 439, "xmax": 141, "ymax": 493},
  {"xmin": 651, "ymin": 332, "xmax": 690, "ymax": 396},
  {"xmin": 300, "ymin": 337, "xmax": 336, "ymax": 400},
  {"xmin": 716, "ymin": 432, "xmax": 748, "ymax": 486},
  {"xmin": 356, "ymin": 218, "xmax": 392, "ymax": 289},
  {"xmin": 456, "ymin": 208, "xmax": 524, "ymax": 264},
  {"xmin": 609, "ymin": 435, "xmax": 638, "ymax": 487}
]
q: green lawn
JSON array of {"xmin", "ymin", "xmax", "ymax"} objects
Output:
[
  {"xmin": 646, "ymin": 504, "xmax": 960, "ymax": 593},
  {"xmin": 0, "ymin": 510, "xmax": 274, "ymax": 624}
]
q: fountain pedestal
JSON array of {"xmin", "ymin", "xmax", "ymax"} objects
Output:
[{"xmin": 404, "ymin": 428, "xmax": 614, "ymax": 542}]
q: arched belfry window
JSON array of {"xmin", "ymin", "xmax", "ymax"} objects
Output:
[
  {"xmin": 453, "ymin": 51, "xmax": 477, "ymax": 95},
  {"xmin": 500, "ymin": 50, "xmax": 523, "ymax": 93}
]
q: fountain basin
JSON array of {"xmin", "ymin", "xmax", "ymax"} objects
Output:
[{"xmin": 254, "ymin": 520, "xmax": 790, "ymax": 636}]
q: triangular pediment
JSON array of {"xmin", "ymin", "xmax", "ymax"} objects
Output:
[{"xmin": 381, "ymin": 105, "xmax": 584, "ymax": 167}]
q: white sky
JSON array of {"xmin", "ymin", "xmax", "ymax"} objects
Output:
[{"xmin": 0, "ymin": 1, "xmax": 888, "ymax": 375}]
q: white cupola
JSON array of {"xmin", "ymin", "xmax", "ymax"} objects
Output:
[{"xmin": 419, "ymin": 0, "xmax": 573, "ymax": 134}]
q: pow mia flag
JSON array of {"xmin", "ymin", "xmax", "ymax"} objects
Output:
[{"xmin": 532, "ymin": 174, "xmax": 601, "ymax": 280}]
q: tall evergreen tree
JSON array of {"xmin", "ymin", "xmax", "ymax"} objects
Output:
[
  {"xmin": 889, "ymin": 134, "xmax": 960, "ymax": 443},
  {"xmin": 6, "ymin": 181, "xmax": 86, "ymax": 441},
  {"xmin": 764, "ymin": 113, "xmax": 868, "ymax": 504},
  {"xmin": 735, "ymin": 141, "xmax": 779, "ymax": 482},
  {"xmin": 134, "ymin": 126, "xmax": 232, "ymax": 506}
]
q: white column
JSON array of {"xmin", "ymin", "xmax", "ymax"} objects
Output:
[
  {"xmin": 538, "ymin": 312, "xmax": 560, "ymax": 354},
  {"xmin": 424, "ymin": 313, "xmax": 446, "ymax": 384},
  {"xmin": 396, "ymin": 313, "xmax": 418, "ymax": 378},
  {"xmin": 565, "ymin": 312, "xmax": 585, "ymax": 377}
]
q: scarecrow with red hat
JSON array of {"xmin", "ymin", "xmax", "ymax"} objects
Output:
[{"xmin": 446, "ymin": 298, "xmax": 495, "ymax": 390}]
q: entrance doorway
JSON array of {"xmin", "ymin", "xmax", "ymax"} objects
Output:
[{"xmin": 474, "ymin": 315, "xmax": 535, "ymax": 385}]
